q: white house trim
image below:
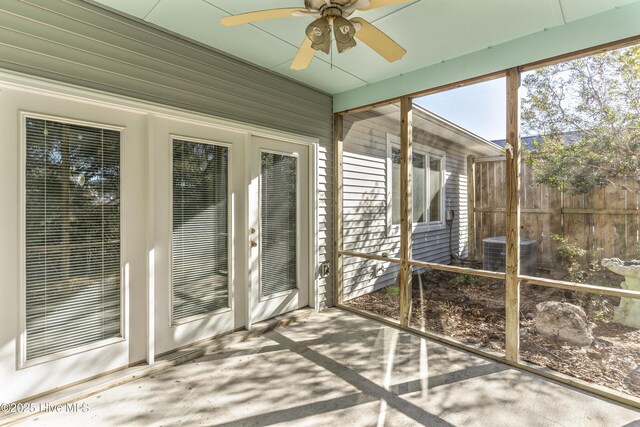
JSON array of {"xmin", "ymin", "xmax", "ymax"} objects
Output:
[{"xmin": 386, "ymin": 133, "xmax": 447, "ymax": 237}]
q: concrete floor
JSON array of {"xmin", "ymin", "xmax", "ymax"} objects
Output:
[{"xmin": 22, "ymin": 309, "xmax": 640, "ymax": 427}]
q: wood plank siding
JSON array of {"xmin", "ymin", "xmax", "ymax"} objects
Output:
[{"xmin": 474, "ymin": 160, "xmax": 640, "ymax": 270}]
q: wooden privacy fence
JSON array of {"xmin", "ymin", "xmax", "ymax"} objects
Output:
[{"xmin": 469, "ymin": 156, "xmax": 640, "ymax": 270}]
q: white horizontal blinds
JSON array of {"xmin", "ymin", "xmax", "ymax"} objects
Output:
[
  {"xmin": 260, "ymin": 152, "xmax": 297, "ymax": 296},
  {"xmin": 429, "ymin": 156, "xmax": 442, "ymax": 222},
  {"xmin": 172, "ymin": 139, "xmax": 229, "ymax": 322},
  {"xmin": 25, "ymin": 117, "xmax": 121, "ymax": 361}
]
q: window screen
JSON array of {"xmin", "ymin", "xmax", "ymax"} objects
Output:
[
  {"xmin": 172, "ymin": 139, "xmax": 229, "ymax": 322},
  {"xmin": 260, "ymin": 152, "xmax": 297, "ymax": 296},
  {"xmin": 25, "ymin": 117, "xmax": 121, "ymax": 361}
]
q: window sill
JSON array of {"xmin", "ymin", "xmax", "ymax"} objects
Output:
[{"xmin": 421, "ymin": 223, "xmax": 446, "ymax": 232}]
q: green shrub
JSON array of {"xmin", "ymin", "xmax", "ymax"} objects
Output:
[{"xmin": 383, "ymin": 285, "xmax": 400, "ymax": 296}]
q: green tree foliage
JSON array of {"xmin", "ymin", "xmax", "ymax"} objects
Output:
[{"xmin": 521, "ymin": 46, "xmax": 640, "ymax": 194}]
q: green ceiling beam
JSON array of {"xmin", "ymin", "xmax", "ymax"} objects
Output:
[{"xmin": 333, "ymin": 1, "xmax": 640, "ymax": 112}]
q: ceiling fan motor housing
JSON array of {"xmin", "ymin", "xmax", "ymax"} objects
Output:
[
  {"xmin": 304, "ymin": 0, "xmax": 357, "ymax": 10},
  {"xmin": 304, "ymin": 0, "xmax": 360, "ymax": 17}
]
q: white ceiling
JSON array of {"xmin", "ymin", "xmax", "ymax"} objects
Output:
[{"xmin": 91, "ymin": 0, "xmax": 640, "ymax": 95}]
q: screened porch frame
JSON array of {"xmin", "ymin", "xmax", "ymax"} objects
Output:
[{"xmin": 332, "ymin": 34, "xmax": 640, "ymax": 409}]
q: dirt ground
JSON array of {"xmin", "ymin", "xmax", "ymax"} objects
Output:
[{"xmin": 346, "ymin": 270, "xmax": 640, "ymax": 398}]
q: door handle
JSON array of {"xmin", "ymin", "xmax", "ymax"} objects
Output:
[{"xmin": 250, "ymin": 240, "xmax": 258, "ymax": 248}]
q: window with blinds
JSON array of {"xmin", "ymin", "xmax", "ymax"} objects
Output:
[
  {"xmin": 260, "ymin": 152, "xmax": 298, "ymax": 296},
  {"xmin": 172, "ymin": 139, "xmax": 229, "ymax": 322},
  {"xmin": 25, "ymin": 117, "xmax": 121, "ymax": 361}
]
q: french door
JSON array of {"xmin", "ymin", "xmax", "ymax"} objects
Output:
[
  {"xmin": 248, "ymin": 136, "xmax": 310, "ymax": 324},
  {"xmin": 154, "ymin": 125, "xmax": 311, "ymax": 354},
  {"xmin": 153, "ymin": 117, "xmax": 245, "ymax": 355}
]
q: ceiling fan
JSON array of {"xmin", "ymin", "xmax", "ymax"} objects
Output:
[{"xmin": 220, "ymin": 0, "xmax": 411, "ymax": 70}]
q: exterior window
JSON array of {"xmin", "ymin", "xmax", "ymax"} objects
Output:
[
  {"xmin": 172, "ymin": 139, "xmax": 229, "ymax": 323},
  {"xmin": 25, "ymin": 117, "xmax": 121, "ymax": 361},
  {"xmin": 429, "ymin": 155, "xmax": 442, "ymax": 222},
  {"xmin": 389, "ymin": 140, "xmax": 444, "ymax": 228},
  {"xmin": 391, "ymin": 148, "xmax": 428, "ymax": 224}
]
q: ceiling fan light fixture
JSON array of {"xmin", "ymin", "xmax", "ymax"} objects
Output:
[
  {"xmin": 332, "ymin": 16, "xmax": 356, "ymax": 53},
  {"xmin": 305, "ymin": 18, "xmax": 331, "ymax": 54},
  {"xmin": 335, "ymin": 38, "xmax": 356, "ymax": 53}
]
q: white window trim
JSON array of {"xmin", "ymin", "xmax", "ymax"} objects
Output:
[
  {"xmin": 386, "ymin": 134, "xmax": 446, "ymax": 236},
  {"xmin": 427, "ymin": 152, "xmax": 446, "ymax": 228}
]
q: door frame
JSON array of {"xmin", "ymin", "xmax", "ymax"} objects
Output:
[
  {"xmin": 244, "ymin": 132, "xmax": 318, "ymax": 330},
  {"xmin": 152, "ymin": 115, "xmax": 319, "ymax": 353},
  {"xmin": 152, "ymin": 115, "xmax": 247, "ymax": 356},
  {"xmin": 248, "ymin": 141, "xmax": 308, "ymax": 323}
]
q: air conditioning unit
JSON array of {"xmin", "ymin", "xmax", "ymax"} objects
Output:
[{"xmin": 482, "ymin": 236, "xmax": 537, "ymax": 276}]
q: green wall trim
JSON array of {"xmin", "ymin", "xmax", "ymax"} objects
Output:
[{"xmin": 333, "ymin": 2, "xmax": 640, "ymax": 112}]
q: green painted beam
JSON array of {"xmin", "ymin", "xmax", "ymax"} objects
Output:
[{"xmin": 333, "ymin": 1, "xmax": 640, "ymax": 112}]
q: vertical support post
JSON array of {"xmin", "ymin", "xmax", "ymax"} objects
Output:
[
  {"xmin": 399, "ymin": 97, "xmax": 413, "ymax": 327},
  {"xmin": 505, "ymin": 68, "xmax": 521, "ymax": 362},
  {"xmin": 467, "ymin": 155, "xmax": 476, "ymax": 260},
  {"xmin": 333, "ymin": 113, "xmax": 344, "ymax": 306}
]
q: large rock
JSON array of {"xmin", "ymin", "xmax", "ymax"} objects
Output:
[
  {"xmin": 535, "ymin": 301, "xmax": 594, "ymax": 347},
  {"xmin": 626, "ymin": 367, "xmax": 640, "ymax": 392}
]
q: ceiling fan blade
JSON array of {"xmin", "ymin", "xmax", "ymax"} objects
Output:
[
  {"xmin": 355, "ymin": 0, "xmax": 414, "ymax": 11},
  {"xmin": 351, "ymin": 18, "xmax": 406, "ymax": 62},
  {"xmin": 220, "ymin": 8, "xmax": 309, "ymax": 26},
  {"xmin": 290, "ymin": 37, "xmax": 316, "ymax": 70}
]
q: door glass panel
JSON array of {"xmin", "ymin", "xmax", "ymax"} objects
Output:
[
  {"xmin": 261, "ymin": 152, "xmax": 297, "ymax": 296},
  {"xmin": 25, "ymin": 117, "xmax": 121, "ymax": 360},
  {"xmin": 172, "ymin": 139, "xmax": 229, "ymax": 322}
]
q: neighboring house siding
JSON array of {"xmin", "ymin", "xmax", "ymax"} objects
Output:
[
  {"xmin": 342, "ymin": 111, "xmax": 470, "ymax": 301},
  {"xmin": 0, "ymin": 0, "xmax": 333, "ymax": 307}
]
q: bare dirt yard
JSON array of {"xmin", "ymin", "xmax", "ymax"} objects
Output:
[{"xmin": 346, "ymin": 270, "xmax": 640, "ymax": 398}]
